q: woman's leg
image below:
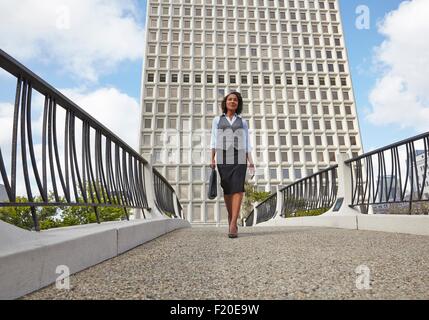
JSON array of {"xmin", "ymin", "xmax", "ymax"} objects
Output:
[
  {"xmin": 224, "ymin": 194, "xmax": 233, "ymax": 226},
  {"xmin": 230, "ymin": 192, "xmax": 244, "ymax": 233}
]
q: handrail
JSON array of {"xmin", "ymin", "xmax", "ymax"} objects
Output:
[
  {"xmin": 279, "ymin": 165, "xmax": 338, "ymax": 193},
  {"xmin": 280, "ymin": 165, "xmax": 338, "ymax": 217},
  {"xmin": 0, "ymin": 49, "xmax": 182, "ymax": 230},
  {"xmin": 248, "ymin": 130, "xmax": 429, "ymax": 225},
  {"xmin": 255, "ymin": 193, "xmax": 277, "ymax": 224},
  {"xmin": 249, "ymin": 165, "xmax": 338, "ymax": 225},
  {"xmin": 0, "ymin": 49, "xmax": 143, "ymax": 162},
  {"xmin": 345, "ymin": 131, "xmax": 429, "ymax": 164},
  {"xmin": 347, "ymin": 131, "xmax": 429, "ymax": 214},
  {"xmin": 153, "ymin": 168, "xmax": 176, "ymax": 218}
]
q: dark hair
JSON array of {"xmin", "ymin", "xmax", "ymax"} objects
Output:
[{"xmin": 221, "ymin": 91, "xmax": 243, "ymax": 115}]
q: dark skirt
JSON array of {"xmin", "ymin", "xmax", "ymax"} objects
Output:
[{"xmin": 216, "ymin": 149, "xmax": 247, "ymax": 195}]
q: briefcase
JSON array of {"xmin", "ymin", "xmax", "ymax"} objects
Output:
[{"xmin": 207, "ymin": 168, "xmax": 217, "ymax": 200}]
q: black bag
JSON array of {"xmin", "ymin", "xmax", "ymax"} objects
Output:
[{"xmin": 207, "ymin": 168, "xmax": 217, "ymax": 200}]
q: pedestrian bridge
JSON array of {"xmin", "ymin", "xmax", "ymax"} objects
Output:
[
  {"xmin": 18, "ymin": 225, "xmax": 429, "ymax": 300},
  {"xmin": 0, "ymin": 50, "xmax": 428, "ymax": 300}
]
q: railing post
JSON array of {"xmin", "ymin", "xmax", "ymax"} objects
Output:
[
  {"xmin": 143, "ymin": 154, "xmax": 163, "ymax": 218},
  {"xmin": 172, "ymin": 192, "xmax": 179, "ymax": 218},
  {"xmin": 252, "ymin": 203, "xmax": 258, "ymax": 226},
  {"xmin": 325, "ymin": 153, "xmax": 360, "ymax": 215},
  {"xmin": 274, "ymin": 185, "xmax": 283, "ymax": 219}
]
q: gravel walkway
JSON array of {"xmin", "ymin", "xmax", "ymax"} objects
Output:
[{"xmin": 23, "ymin": 226, "xmax": 429, "ymax": 300}]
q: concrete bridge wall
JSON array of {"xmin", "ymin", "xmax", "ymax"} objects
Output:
[
  {"xmin": 258, "ymin": 214, "xmax": 429, "ymax": 236},
  {"xmin": 0, "ymin": 217, "xmax": 190, "ymax": 300}
]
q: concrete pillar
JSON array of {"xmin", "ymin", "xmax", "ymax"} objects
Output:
[
  {"xmin": 172, "ymin": 192, "xmax": 180, "ymax": 219},
  {"xmin": 142, "ymin": 154, "xmax": 163, "ymax": 219},
  {"xmin": 274, "ymin": 185, "xmax": 284, "ymax": 219},
  {"xmin": 323, "ymin": 153, "xmax": 361, "ymax": 216},
  {"xmin": 252, "ymin": 203, "xmax": 258, "ymax": 226}
]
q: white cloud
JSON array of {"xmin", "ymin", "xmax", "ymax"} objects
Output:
[
  {"xmin": 0, "ymin": 87, "xmax": 140, "ymax": 197},
  {"xmin": 59, "ymin": 87, "xmax": 141, "ymax": 149},
  {"xmin": 0, "ymin": 0, "xmax": 145, "ymax": 82},
  {"xmin": 367, "ymin": 0, "xmax": 429, "ymax": 132},
  {"xmin": 0, "ymin": 103, "xmax": 14, "ymax": 145}
]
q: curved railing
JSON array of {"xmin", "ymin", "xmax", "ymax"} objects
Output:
[
  {"xmin": 245, "ymin": 165, "xmax": 338, "ymax": 226},
  {"xmin": 255, "ymin": 193, "xmax": 277, "ymax": 224},
  {"xmin": 245, "ymin": 131, "xmax": 429, "ymax": 226},
  {"xmin": 346, "ymin": 131, "xmax": 429, "ymax": 214},
  {"xmin": 281, "ymin": 165, "xmax": 338, "ymax": 217},
  {"xmin": 0, "ymin": 49, "xmax": 182, "ymax": 230},
  {"xmin": 176, "ymin": 197, "xmax": 184, "ymax": 219},
  {"xmin": 153, "ymin": 168, "xmax": 176, "ymax": 218}
]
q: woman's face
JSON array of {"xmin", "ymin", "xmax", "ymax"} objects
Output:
[{"xmin": 226, "ymin": 94, "xmax": 238, "ymax": 113}]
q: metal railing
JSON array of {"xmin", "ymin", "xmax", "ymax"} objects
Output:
[
  {"xmin": 245, "ymin": 165, "xmax": 338, "ymax": 226},
  {"xmin": 346, "ymin": 131, "xmax": 429, "ymax": 214},
  {"xmin": 281, "ymin": 165, "xmax": 338, "ymax": 217},
  {"xmin": 246, "ymin": 131, "xmax": 429, "ymax": 226},
  {"xmin": 153, "ymin": 168, "xmax": 176, "ymax": 218},
  {"xmin": 176, "ymin": 197, "xmax": 184, "ymax": 219},
  {"xmin": 255, "ymin": 193, "xmax": 277, "ymax": 224},
  {"xmin": 0, "ymin": 49, "xmax": 182, "ymax": 230}
]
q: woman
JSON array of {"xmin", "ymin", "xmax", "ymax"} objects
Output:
[{"xmin": 210, "ymin": 91, "xmax": 255, "ymax": 238}]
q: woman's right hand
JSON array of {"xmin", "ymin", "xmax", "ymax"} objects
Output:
[{"xmin": 210, "ymin": 159, "xmax": 216, "ymax": 169}]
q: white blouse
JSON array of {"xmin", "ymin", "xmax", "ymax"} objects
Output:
[{"xmin": 210, "ymin": 113, "xmax": 253, "ymax": 152}]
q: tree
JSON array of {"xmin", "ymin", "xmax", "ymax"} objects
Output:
[
  {"xmin": 0, "ymin": 183, "xmax": 130, "ymax": 230},
  {"xmin": 60, "ymin": 203, "xmax": 126, "ymax": 226},
  {"xmin": 0, "ymin": 194, "xmax": 61, "ymax": 230}
]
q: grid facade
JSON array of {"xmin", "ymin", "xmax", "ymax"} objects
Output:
[{"xmin": 139, "ymin": 0, "xmax": 364, "ymax": 224}]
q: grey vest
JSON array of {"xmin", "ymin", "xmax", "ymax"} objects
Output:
[{"xmin": 216, "ymin": 114, "xmax": 247, "ymax": 165}]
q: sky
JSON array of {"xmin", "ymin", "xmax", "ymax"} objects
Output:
[
  {"xmin": 338, "ymin": 0, "xmax": 429, "ymax": 153},
  {"xmin": 0, "ymin": 0, "xmax": 428, "ymax": 154}
]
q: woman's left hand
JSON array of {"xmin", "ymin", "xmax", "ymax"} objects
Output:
[{"xmin": 248, "ymin": 163, "xmax": 255, "ymax": 177}]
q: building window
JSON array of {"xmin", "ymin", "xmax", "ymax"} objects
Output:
[
  {"xmin": 270, "ymin": 168, "xmax": 277, "ymax": 179},
  {"xmin": 282, "ymin": 168, "xmax": 289, "ymax": 179},
  {"xmin": 293, "ymin": 152, "xmax": 300, "ymax": 162}
]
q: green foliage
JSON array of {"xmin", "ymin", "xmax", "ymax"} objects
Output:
[
  {"xmin": 294, "ymin": 207, "xmax": 329, "ymax": 217},
  {"xmin": 0, "ymin": 183, "xmax": 130, "ymax": 231},
  {"xmin": 0, "ymin": 197, "xmax": 35, "ymax": 230},
  {"xmin": 283, "ymin": 206, "xmax": 329, "ymax": 218},
  {"xmin": 241, "ymin": 181, "xmax": 271, "ymax": 220},
  {"xmin": 61, "ymin": 203, "xmax": 126, "ymax": 226},
  {"xmin": 282, "ymin": 198, "xmax": 307, "ymax": 217}
]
